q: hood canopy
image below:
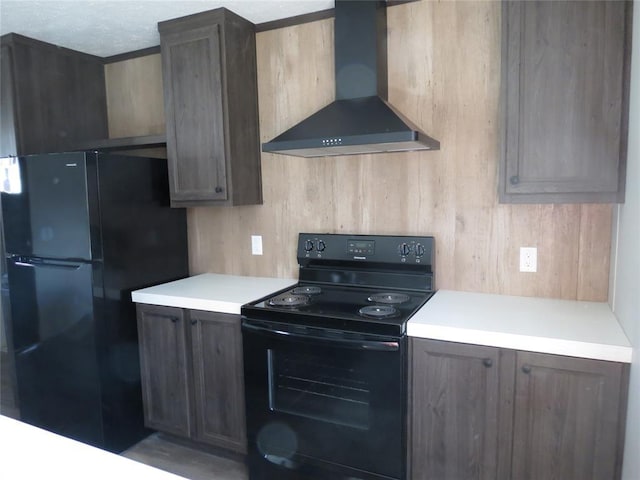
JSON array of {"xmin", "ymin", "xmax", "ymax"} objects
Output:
[{"xmin": 262, "ymin": 0, "xmax": 439, "ymax": 158}]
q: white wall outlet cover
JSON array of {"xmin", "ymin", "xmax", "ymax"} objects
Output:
[
  {"xmin": 251, "ymin": 235, "xmax": 263, "ymax": 255},
  {"xmin": 519, "ymin": 247, "xmax": 537, "ymax": 272}
]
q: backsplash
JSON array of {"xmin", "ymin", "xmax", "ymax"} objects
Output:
[{"xmin": 106, "ymin": 0, "xmax": 612, "ymax": 302}]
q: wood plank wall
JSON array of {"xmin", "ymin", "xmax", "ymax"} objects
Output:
[
  {"xmin": 105, "ymin": 54, "xmax": 165, "ymax": 138},
  {"xmin": 105, "ymin": 0, "xmax": 612, "ymax": 301}
]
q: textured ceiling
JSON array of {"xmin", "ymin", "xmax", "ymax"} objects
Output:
[{"xmin": 0, "ymin": 0, "xmax": 334, "ymax": 57}]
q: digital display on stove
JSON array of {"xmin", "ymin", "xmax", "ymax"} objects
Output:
[{"xmin": 347, "ymin": 239, "xmax": 375, "ymax": 255}]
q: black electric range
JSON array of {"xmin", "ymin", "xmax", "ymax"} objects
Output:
[
  {"xmin": 241, "ymin": 233, "xmax": 435, "ymax": 480},
  {"xmin": 242, "ymin": 232, "xmax": 435, "ymax": 337}
]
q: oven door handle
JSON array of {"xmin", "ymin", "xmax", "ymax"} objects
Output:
[{"xmin": 242, "ymin": 321, "xmax": 400, "ymax": 352}]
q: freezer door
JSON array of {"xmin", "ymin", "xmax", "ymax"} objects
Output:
[
  {"xmin": 7, "ymin": 256, "xmax": 104, "ymax": 446},
  {"xmin": 1, "ymin": 153, "xmax": 94, "ymax": 260}
]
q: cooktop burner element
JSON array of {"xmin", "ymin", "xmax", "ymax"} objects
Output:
[
  {"xmin": 359, "ymin": 305, "xmax": 398, "ymax": 318},
  {"xmin": 367, "ymin": 292, "xmax": 411, "ymax": 304},
  {"xmin": 292, "ymin": 286, "xmax": 322, "ymax": 295},
  {"xmin": 268, "ymin": 294, "xmax": 310, "ymax": 307}
]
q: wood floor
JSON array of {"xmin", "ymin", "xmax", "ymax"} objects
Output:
[{"xmin": 122, "ymin": 433, "xmax": 248, "ymax": 480}]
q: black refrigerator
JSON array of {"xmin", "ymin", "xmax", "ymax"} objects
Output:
[{"xmin": 1, "ymin": 151, "xmax": 189, "ymax": 452}]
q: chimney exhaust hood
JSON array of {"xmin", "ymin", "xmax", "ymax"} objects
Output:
[{"xmin": 262, "ymin": 0, "xmax": 439, "ymax": 158}]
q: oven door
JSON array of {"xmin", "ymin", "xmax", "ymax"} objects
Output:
[{"xmin": 242, "ymin": 319, "xmax": 407, "ymax": 480}]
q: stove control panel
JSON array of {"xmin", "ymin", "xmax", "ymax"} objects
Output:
[
  {"xmin": 347, "ymin": 239, "xmax": 375, "ymax": 255},
  {"xmin": 297, "ymin": 233, "xmax": 434, "ymax": 267}
]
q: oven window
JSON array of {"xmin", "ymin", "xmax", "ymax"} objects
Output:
[{"xmin": 267, "ymin": 349, "xmax": 370, "ymax": 430}]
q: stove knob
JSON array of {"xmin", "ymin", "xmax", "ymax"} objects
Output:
[
  {"xmin": 316, "ymin": 239, "xmax": 326, "ymax": 252},
  {"xmin": 304, "ymin": 239, "xmax": 314, "ymax": 252},
  {"xmin": 415, "ymin": 243, "xmax": 425, "ymax": 257},
  {"xmin": 398, "ymin": 243, "xmax": 411, "ymax": 256}
]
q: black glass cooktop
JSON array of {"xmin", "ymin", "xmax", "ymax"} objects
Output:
[{"xmin": 242, "ymin": 283, "xmax": 434, "ymax": 336}]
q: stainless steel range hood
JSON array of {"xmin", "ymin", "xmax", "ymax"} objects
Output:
[{"xmin": 262, "ymin": 0, "xmax": 439, "ymax": 158}]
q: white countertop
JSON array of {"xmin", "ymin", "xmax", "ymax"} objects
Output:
[
  {"xmin": 132, "ymin": 275, "xmax": 632, "ymax": 363},
  {"xmin": 0, "ymin": 415, "xmax": 188, "ymax": 480},
  {"xmin": 408, "ymin": 290, "xmax": 632, "ymax": 363},
  {"xmin": 131, "ymin": 273, "xmax": 296, "ymax": 314}
]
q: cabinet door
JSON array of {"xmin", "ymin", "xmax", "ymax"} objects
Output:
[
  {"xmin": 0, "ymin": 34, "xmax": 108, "ymax": 157},
  {"xmin": 512, "ymin": 351, "xmax": 625, "ymax": 480},
  {"xmin": 0, "ymin": 44, "xmax": 18, "ymax": 157},
  {"xmin": 500, "ymin": 1, "xmax": 631, "ymax": 203},
  {"xmin": 409, "ymin": 338, "xmax": 507, "ymax": 480},
  {"xmin": 136, "ymin": 304, "xmax": 193, "ymax": 438},
  {"xmin": 189, "ymin": 310, "xmax": 246, "ymax": 453},
  {"xmin": 161, "ymin": 25, "xmax": 228, "ymax": 204}
]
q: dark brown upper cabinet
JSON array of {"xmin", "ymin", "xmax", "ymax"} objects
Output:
[
  {"xmin": 158, "ymin": 9, "xmax": 262, "ymax": 207},
  {"xmin": 500, "ymin": 1, "xmax": 632, "ymax": 203},
  {"xmin": 0, "ymin": 34, "xmax": 108, "ymax": 157}
]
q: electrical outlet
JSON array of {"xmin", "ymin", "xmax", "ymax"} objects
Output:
[
  {"xmin": 519, "ymin": 247, "xmax": 537, "ymax": 272},
  {"xmin": 251, "ymin": 235, "xmax": 263, "ymax": 255}
]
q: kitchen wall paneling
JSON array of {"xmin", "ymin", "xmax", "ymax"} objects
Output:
[
  {"xmin": 105, "ymin": 54, "xmax": 165, "ymax": 138},
  {"xmin": 184, "ymin": 1, "xmax": 613, "ymax": 301},
  {"xmin": 105, "ymin": 0, "xmax": 613, "ymax": 301},
  {"xmin": 577, "ymin": 204, "xmax": 613, "ymax": 301}
]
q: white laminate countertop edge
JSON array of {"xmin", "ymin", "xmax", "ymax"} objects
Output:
[
  {"xmin": 408, "ymin": 290, "xmax": 632, "ymax": 363},
  {"xmin": 131, "ymin": 273, "xmax": 296, "ymax": 315}
]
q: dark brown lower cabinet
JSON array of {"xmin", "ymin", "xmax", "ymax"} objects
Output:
[
  {"xmin": 137, "ymin": 304, "xmax": 193, "ymax": 438},
  {"xmin": 190, "ymin": 309, "xmax": 246, "ymax": 452},
  {"xmin": 136, "ymin": 304, "xmax": 247, "ymax": 453},
  {"xmin": 511, "ymin": 351, "xmax": 627, "ymax": 480},
  {"xmin": 408, "ymin": 339, "xmax": 512, "ymax": 480},
  {"xmin": 409, "ymin": 338, "xmax": 628, "ymax": 480}
]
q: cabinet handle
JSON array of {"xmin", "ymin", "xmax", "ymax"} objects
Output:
[
  {"xmin": 190, "ymin": 319, "xmax": 197, "ymax": 325},
  {"xmin": 510, "ymin": 175, "xmax": 520, "ymax": 185},
  {"xmin": 170, "ymin": 317, "xmax": 178, "ymax": 324},
  {"xmin": 521, "ymin": 365, "xmax": 532, "ymax": 374},
  {"xmin": 215, "ymin": 186, "xmax": 224, "ymax": 193},
  {"xmin": 482, "ymin": 358, "xmax": 493, "ymax": 368}
]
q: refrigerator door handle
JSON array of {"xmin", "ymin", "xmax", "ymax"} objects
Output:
[
  {"xmin": 13, "ymin": 259, "xmax": 83, "ymax": 270},
  {"xmin": 16, "ymin": 343, "xmax": 40, "ymax": 356}
]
